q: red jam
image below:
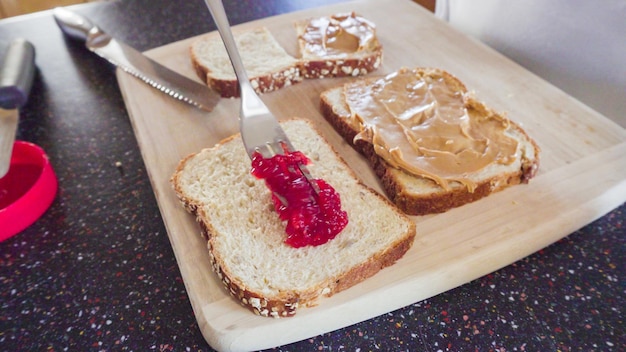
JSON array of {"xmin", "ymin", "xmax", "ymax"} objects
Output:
[{"xmin": 250, "ymin": 150, "xmax": 348, "ymax": 248}]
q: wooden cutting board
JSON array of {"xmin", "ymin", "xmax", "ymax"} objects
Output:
[{"xmin": 116, "ymin": 1, "xmax": 626, "ymax": 350}]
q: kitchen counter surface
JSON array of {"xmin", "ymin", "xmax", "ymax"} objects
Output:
[{"xmin": 0, "ymin": 0, "xmax": 623, "ymax": 350}]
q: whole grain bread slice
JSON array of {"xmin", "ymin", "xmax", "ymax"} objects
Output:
[
  {"xmin": 295, "ymin": 12, "xmax": 383, "ymax": 79},
  {"xmin": 320, "ymin": 67, "xmax": 540, "ymax": 215},
  {"xmin": 190, "ymin": 27, "xmax": 302, "ymax": 98},
  {"xmin": 171, "ymin": 119, "xmax": 416, "ymax": 318}
]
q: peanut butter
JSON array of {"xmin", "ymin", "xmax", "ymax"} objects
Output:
[
  {"xmin": 300, "ymin": 12, "xmax": 377, "ymax": 57},
  {"xmin": 344, "ymin": 68, "xmax": 519, "ymax": 191}
]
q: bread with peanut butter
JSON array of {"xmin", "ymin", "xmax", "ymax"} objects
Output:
[
  {"xmin": 190, "ymin": 27, "xmax": 302, "ymax": 98},
  {"xmin": 320, "ymin": 67, "xmax": 540, "ymax": 215},
  {"xmin": 295, "ymin": 12, "xmax": 383, "ymax": 78},
  {"xmin": 171, "ymin": 118, "xmax": 416, "ymax": 318}
]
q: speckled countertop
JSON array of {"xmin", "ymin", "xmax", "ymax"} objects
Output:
[{"xmin": 0, "ymin": 0, "xmax": 624, "ymax": 351}]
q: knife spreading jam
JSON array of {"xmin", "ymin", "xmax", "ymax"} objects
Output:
[{"xmin": 250, "ymin": 149, "xmax": 348, "ymax": 248}]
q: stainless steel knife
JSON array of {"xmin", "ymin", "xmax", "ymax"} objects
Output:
[
  {"xmin": 0, "ymin": 38, "xmax": 36, "ymax": 178},
  {"xmin": 53, "ymin": 7, "xmax": 220, "ymax": 112}
]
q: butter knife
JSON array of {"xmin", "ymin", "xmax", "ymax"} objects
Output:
[
  {"xmin": 0, "ymin": 38, "xmax": 36, "ymax": 178},
  {"xmin": 53, "ymin": 7, "xmax": 220, "ymax": 112}
]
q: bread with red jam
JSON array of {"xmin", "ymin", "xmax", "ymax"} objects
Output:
[
  {"xmin": 171, "ymin": 118, "xmax": 416, "ymax": 318},
  {"xmin": 319, "ymin": 67, "xmax": 540, "ymax": 215}
]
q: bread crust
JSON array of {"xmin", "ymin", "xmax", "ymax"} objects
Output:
[
  {"xmin": 298, "ymin": 50, "xmax": 383, "ymax": 79},
  {"xmin": 319, "ymin": 68, "xmax": 540, "ymax": 215},
  {"xmin": 171, "ymin": 120, "xmax": 416, "ymax": 318}
]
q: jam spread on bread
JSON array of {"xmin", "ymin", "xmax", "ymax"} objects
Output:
[
  {"xmin": 344, "ymin": 67, "xmax": 520, "ymax": 192},
  {"xmin": 251, "ymin": 150, "xmax": 348, "ymax": 248},
  {"xmin": 300, "ymin": 12, "xmax": 377, "ymax": 57}
]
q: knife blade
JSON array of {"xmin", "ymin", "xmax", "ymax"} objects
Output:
[
  {"xmin": 0, "ymin": 38, "xmax": 36, "ymax": 178},
  {"xmin": 52, "ymin": 7, "xmax": 220, "ymax": 112}
]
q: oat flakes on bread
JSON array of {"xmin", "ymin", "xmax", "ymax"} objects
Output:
[
  {"xmin": 320, "ymin": 67, "xmax": 540, "ymax": 215},
  {"xmin": 190, "ymin": 27, "xmax": 302, "ymax": 98},
  {"xmin": 170, "ymin": 119, "xmax": 416, "ymax": 318},
  {"xmin": 295, "ymin": 12, "xmax": 383, "ymax": 79}
]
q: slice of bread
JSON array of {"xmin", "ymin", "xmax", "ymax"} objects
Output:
[
  {"xmin": 171, "ymin": 119, "xmax": 416, "ymax": 318},
  {"xmin": 295, "ymin": 12, "xmax": 383, "ymax": 79},
  {"xmin": 320, "ymin": 67, "xmax": 540, "ymax": 215},
  {"xmin": 190, "ymin": 27, "xmax": 302, "ymax": 98}
]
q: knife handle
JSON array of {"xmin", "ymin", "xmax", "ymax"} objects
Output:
[
  {"xmin": 0, "ymin": 38, "xmax": 36, "ymax": 110},
  {"xmin": 53, "ymin": 7, "xmax": 99, "ymax": 42}
]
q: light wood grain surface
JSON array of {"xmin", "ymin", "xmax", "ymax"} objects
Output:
[{"xmin": 116, "ymin": 1, "xmax": 626, "ymax": 350}]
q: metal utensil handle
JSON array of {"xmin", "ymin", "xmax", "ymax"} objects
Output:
[
  {"xmin": 203, "ymin": 0, "xmax": 250, "ymax": 84},
  {"xmin": 203, "ymin": 0, "xmax": 269, "ymax": 121},
  {"xmin": 53, "ymin": 7, "xmax": 99, "ymax": 42},
  {"xmin": 0, "ymin": 38, "xmax": 36, "ymax": 109}
]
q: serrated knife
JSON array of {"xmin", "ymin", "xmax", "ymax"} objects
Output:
[{"xmin": 53, "ymin": 7, "xmax": 220, "ymax": 112}]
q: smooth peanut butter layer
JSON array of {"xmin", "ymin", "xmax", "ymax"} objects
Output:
[
  {"xmin": 299, "ymin": 12, "xmax": 378, "ymax": 58},
  {"xmin": 343, "ymin": 67, "xmax": 520, "ymax": 191}
]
